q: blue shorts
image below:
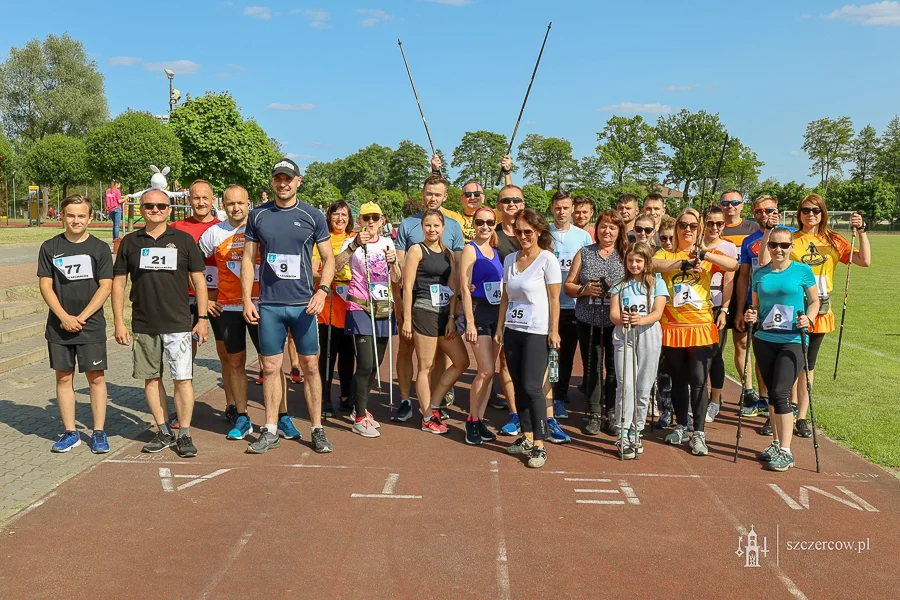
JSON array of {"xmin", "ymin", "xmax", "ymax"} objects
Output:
[{"xmin": 258, "ymin": 304, "xmax": 320, "ymax": 357}]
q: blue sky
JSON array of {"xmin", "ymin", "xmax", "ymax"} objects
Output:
[{"xmin": 3, "ymin": 0, "xmax": 900, "ymax": 186}]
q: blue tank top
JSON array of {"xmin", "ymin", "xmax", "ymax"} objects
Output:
[{"xmin": 469, "ymin": 241, "xmax": 503, "ymax": 299}]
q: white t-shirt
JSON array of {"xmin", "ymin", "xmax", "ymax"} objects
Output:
[{"xmin": 502, "ymin": 249, "xmax": 562, "ymax": 335}]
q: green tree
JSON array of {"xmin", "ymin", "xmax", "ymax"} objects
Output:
[
  {"xmin": 516, "ymin": 134, "xmax": 577, "ymax": 190},
  {"xmin": 521, "ymin": 184, "xmax": 550, "ymax": 214},
  {"xmin": 169, "ymin": 92, "xmax": 279, "ymax": 196},
  {"xmin": 23, "ymin": 134, "xmax": 89, "ymax": 198},
  {"xmin": 656, "ymin": 109, "xmax": 728, "ymax": 201},
  {"xmin": 802, "ymin": 116, "xmax": 854, "ymax": 192},
  {"xmin": 718, "ymin": 139, "xmax": 763, "ymax": 199},
  {"xmin": 388, "ymin": 140, "xmax": 429, "ymax": 196},
  {"xmin": 595, "ymin": 115, "xmax": 661, "ymax": 184},
  {"xmin": 574, "ymin": 156, "xmax": 606, "ymax": 189},
  {"xmin": 374, "ymin": 189, "xmax": 405, "ymax": 222},
  {"xmin": 298, "ymin": 178, "xmax": 341, "ymax": 209},
  {"xmin": 875, "ymin": 116, "xmax": 900, "ymax": 189},
  {"xmin": 451, "ymin": 130, "xmax": 508, "ymax": 188},
  {"xmin": 337, "ymin": 144, "xmax": 393, "ymax": 195},
  {"xmin": 86, "ymin": 110, "xmax": 183, "ymax": 194},
  {"xmin": 827, "ymin": 177, "xmax": 896, "ymax": 226},
  {"xmin": 0, "ymin": 33, "xmax": 108, "ymax": 145},
  {"xmin": 851, "ymin": 124, "xmax": 880, "ymax": 183}
]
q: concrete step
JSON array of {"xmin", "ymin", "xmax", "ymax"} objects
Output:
[
  {"xmin": 0, "ymin": 335, "xmax": 48, "ymax": 375},
  {"xmin": 0, "ymin": 299, "xmax": 46, "ymax": 321},
  {"xmin": 0, "ymin": 314, "xmax": 45, "ymax": 344}
]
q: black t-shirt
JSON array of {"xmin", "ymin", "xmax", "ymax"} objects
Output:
[
  {"xmin": 113, "ymin": 226, "xmax": 205, "ymax": 334},
  {"xmin": 37, "ymin": 234, "xmax": 114, "ymax": 345},
  {"xmin": 495, "ymin": 223, "xmax": 521, "ymax": 262}
]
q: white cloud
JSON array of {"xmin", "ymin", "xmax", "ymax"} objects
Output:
[
  {"xmin": 357, "ymin": 9, "xmax": 393, "ymax": 26},
  {"xmin": 598, "ymin": 102, "xmax": 672, "ymax": 115},
  {"xmin": 826, "ymin": 2, "xmax": 900, "ymax": 26},
  {"xmin": 290, "ymin": 8, "xmax": 331, "ymax": 28},
  {"xmin": 305, "ymin": 141, "xmax": 328, "ymax": 147},
  {"xmin": 244, "ymin": 6, "xmax": 272, "ymax": 20},
  {"xmin": 145, "ymin": 60, "xmax": 201, "ymax": 75},
  {"xmin": 109, "ymin": 56, "xmax": 141, "ymax": 66},
  {"xmin": 526, "ymin": 120, "xmax": 536, "ymax": 125},
  {"xmin": 662, "ymin": 84, "xmax": 698, "ymax": 92},
  {"xmin": 268, "ymin": 103, "xmax": 317, "ymax": 110},
  {"xmin": 285, "ymin": 153, "xmax": 315, "ymax": 160},
  {"xmin": 790, "ymin": 150, "xmax": 803, "ymax": 157},
  {"xmin": 425, "ymin": 0, "xmax": 472, "ymax": 5}
]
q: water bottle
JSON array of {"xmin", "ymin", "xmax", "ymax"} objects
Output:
[{"xmin": 549, "ymin": 349, "xmax": 559, "ymax": 383}]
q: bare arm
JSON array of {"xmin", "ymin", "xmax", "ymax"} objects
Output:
[
  {"xmin": 563, "ymin": 251, "xmax": 585, "ymax": 298},
  {"xmin": 401, "ymin": 245, "xmax": 421, "ymax": 337},
  {"xmin": 852, "ymin": 226, "xmax": 871, "ymax": 267},
  {"xmin": 39, "ymin": 277, "xmax": 81, "ymax": 332},
  {"xmin": 112, "ymin": 274, "xmax": 130, "ymax": 344},
  {"xmin": 78, "ymin": 279, "xmax": 112, "ymax": 323},
  {"xmin": 458, "ymin": 246, "xmax": 477, "ymax": 326},
  {"xmin": 547, "ymin": 284, "xmax": 561, "ymax": 348},
  {"xmin": 191, "ymin": 272, "xmax": 210, "ymax": 344}
]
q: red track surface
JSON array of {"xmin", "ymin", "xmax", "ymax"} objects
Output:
[{"xmin": 1, "ymin": 344, "xmax": 897, "ymax": 599}]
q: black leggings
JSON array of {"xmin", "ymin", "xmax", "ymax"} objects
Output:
[
  {"xmin": 662, "ymin": 344, "xmax": 716, "ymax": 433},
  {"xmin": 504, "ymin": 328, "xmax": 548, "ymax": 440},
  {"xmin": 318, "ymin": 324, "xmax": 354, "ymax": 400},
  {"xmin": 577, "ymin": 323, "xmax": 616, "ymax": 414},
  {"xmin": 352, "ymin": 333, "xmax": 389, "ymax": 415},
  {"xmin": 753, "ymin": 337, "xmax": 802, "ymax": 416},
  {"xmin": 805, "ymin": 332, "xmax": 825, "ymax": 370},
  {"xmin": 710, "ymin": 327, "xmax": 728, "ymax": 390},
  {"xmin": 552, "ymin": 310, "xmax": 580, "ymax": 401}
]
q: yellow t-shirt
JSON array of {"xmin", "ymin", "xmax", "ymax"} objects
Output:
[
  {"xmin": 440, "ymin": 207, "xmax": 473, "ymax": 241},
  {"xmin": 654, "ymin": 248, "xmax": 718, "ymax": 347},
  {"xmin": 312, "ymin": 232, "xmax": 352, "ymax": 327},
  {"xmin": 791, "ymin": 230, "xmax": 853, "ymax": 333}
]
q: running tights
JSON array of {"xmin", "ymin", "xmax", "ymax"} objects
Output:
[
  {"xmin": 577, "ymin": 324, "xmax": 616, "ymax": 415},
  {"xmin": 710, "ymin": 328, "xmax": 727, "ymax": 390},
  {"xmin": 752, "ymin": 338, "xmax": 802, "ymax": 416},
  {"xmin": 504, "ymin": 328, "xmax": 548, "ymax": 440},
  {"xmin": 352, "ymin": 333, "xmax": 389, "ymax": 415},
  {"xmin": 661, "ymin": 344, "xmax": 716, "ymax": 433},
  {"xmin": 552, "ymin": 310, "xmax": 580, "ymax": 401},
  {"xmin": 318, "ymin": 324, "xmax": 354, "ymax": 400}
]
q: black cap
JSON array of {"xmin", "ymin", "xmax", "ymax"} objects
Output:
[{"xmin": 272, "ymin": 158, "xmax": 300, "ymax": 178}]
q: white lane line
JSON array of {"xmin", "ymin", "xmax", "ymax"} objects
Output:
[
  {"xmin": 490, "ymin": 460, "xmax": 511, "ymax": 600},
  {"xmin": 350, "ymin": 494, "xmax": 422, "ymax": 499},
  {"xmin": 176, "ymin": 468, "xmax": 231, "ymax": 492},
  {"xmin": 821, "ymin": 336, "xmax": 900, "ymax": 364},
  {"xmin": 108, "ymin": 459, "xmax": 196, "ymax": 465},
  {"xmin": 619, "ymin": 481, "xmax": 640, "ymax": 505},
  {"xmin": 158, "ymin": 467, "xmax": 174, "ymax": 492},
  {"xmin": 576, "ymin": 500, "xmax": 626, "ymax": 505},
  {"xmin": 200, "ymin": 532, "xmax": 253, "ymax": 599},
  {"xmin": 382, "ymin": 473, "xmax": 400, "ymax": 495},
  {"xmin": 574, "ymin": 489, "xmax": 619, "ymax": 494},
  {"xmin": 288, "ymin": 464, "xmax": 349, "ymax": 469},
  {"xmin": 564, "ymin": 478, "xmax": 612, "ymax": 482}
]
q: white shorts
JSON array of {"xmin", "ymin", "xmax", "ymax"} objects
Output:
[{"xmin": 133, "ymin": 332, "xmax": 194, "ymax": 381}]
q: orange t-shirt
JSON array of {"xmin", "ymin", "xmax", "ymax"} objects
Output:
[
  {"xmin": 791, "ymin": 230, "xmax": 853, "ymax": 333},
  {"xmin": 197, "ymin": 221, "xmax": 259, "ymax": 308},
  {"xmin": 654, "ymin": 248, "xmax": 718, "ymax": 348},
  {"xmin": 313, "ymin": 232, "xmax": 351, "ymax": 328}
]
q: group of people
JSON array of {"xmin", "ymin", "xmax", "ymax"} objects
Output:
[{"xmin": 38, "ymin": 154, "xmax": 870, "ymax": 471}]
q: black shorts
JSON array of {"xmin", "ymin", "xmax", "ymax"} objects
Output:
[
  {"xmin": 217, "ymin": 310, "xmax": 261, "ymax": 355},
  {"xmin": 413, "ymin": 306, "xmax": 450, "ymax": 338},
  {"xmin": 189, "ymin": 296, "xmax": 199, "ymax": 328},
  {"xmin": 724, "ymin": 294, "xmax": 741, "ymax": 330},
  {"xmin": 471, "ymin": 297, "xmax": 499, "ymax": 337},
  {"xmin": 48, "ymin": 341, "xmax": 107, "ymax": 372}
]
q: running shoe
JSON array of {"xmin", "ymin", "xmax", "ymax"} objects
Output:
[
  {"xmin": 51, "ymin": 430, "xmax": 81, "ymax": 453},
  {"xmin": 766, "ymin": 449, "xmax": 795, "ymax": 472},
  {"xmin": 758, "ymin": 398, "xmax": 770, "ymax": 418},
  {"xmin": 225, "ymin": 404, "xmax": 238, "ymax": 425},
  {"xmin": 290, "ymin": 368, "xmax": 304, "ymax": 384},
  {"xmin": 633, "ymin": 431, "xmax": 644, "ymax": 454},
  {"xmin": 169, "ymin": 415, "xmax": 180, "ymax": 430},
  {"xmin": 741, "ymin": 388, "xmax": 760, "ymax": 408},
  {"xmin": 488, "ymin": 394, "xmax": 509, "ymax": 410},
  {"xmin": 255, "ymin": 374, "xmax": 263, "ymax": 385},
  {"xmin": 311, "ymin": 427, "xmax": 334, "ymax": 453},
  {"xmin": 391, "ymin": 399, "xmax": 413, "ymax": 422},
  {"xmin": 527, "ymin": 446, "xmax": 547, "ymax": 468},
  {"xmin": 477, "ymin": 420, "xmax": 497, "ymax": 442},
  {"xmin": 795, "ymin": 418, "xmax": 812, "ymax": 438},
  {"xmin": 758, "ymin": 440, "xmax": 781, "ymax": 463},
  {"xmin": 247, "ymin": 428, "xmax": 280, "ymax": 454},
  {"xmin": 616, "ymin": 436, "xmax": 636, "ymax": 460},
  {"xmin": 686, "ymin": 413, "xmax": 694, "ymax": 433},
  {"xmin": 142, "ymin": 430, "xmax": 175, "ymax": 453},
  {"xmin": 91, "ymin": 431, "xmax": 109, "ymax": 454},
  {"xmin": 664, "ymin": 425, "xmax": 689, "ymax": 445},
  {"xmin": 465, "ymin": 420, "xmax": 482, "ymax": 445},
  {"xmin": 760, "ymin": 418, "xmax": 773, "ymax": 436},
  {"xmin": 322, "ymin": 402, "xmax": 334, "ymax": 419},
  {"xmin": 584, "ymin": 413, "xmax": 603, "ymax": 436},
  {"xmin": 690, "ymin": 431, "xmax": 708, "ymax": 456},
  {"xmin": 351, "ymin": 409, "xmax": 380, "ymax": 429},
  {"xmin": 227, "ymin": 415, "xmax": 253, "ymax": 440},
  {"xmin": 553, "ymin": 399, "xmax": 569, "ymax": 420},
  {"xmin": 175, "ymin": 435, "xmax": 197, "ymax": 458},
  {"xmin": 507, "ymin": 436, "xmax": 534, "ymax": 455},
  {"xmin": 740, "ymin": 402, "xmax": 764, "ymax": 417},
  {"xmin": 547, "ymin": 418, "xmax": 571, "ymax": 444},
  {"xmin": 605, "ymin": 408, "xmax": 618, "ymax": 435},
  {"xmin": 500, "ymin": 413, "xmax": 521, "ymax": 436},
  {"xmin": 339, "ymin": 397, "xmax": 354, "ymax": 412},
  {"xmin": 706, "ymin": 403, "xmax": 720, "ymax": 423},
  {"xmin": 655, "ymin": 409, "xmax": 673, "ymax": 429},
  {"xmin": 421, "ymin": 414, "xmax": 448, "ymax": 435},
  {"xmin": 353, "ymin": 418, "xmax": 380, "ymax": 438},
  {"xmin": 277, "ymin": 415, "xmax": 303, "ymax": 440}
]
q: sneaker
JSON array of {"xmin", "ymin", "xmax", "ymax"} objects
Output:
[
  {"xmin": 175, "ymin": 435, "xmax": 198, "ymax": 458},
  {"xmin": 352, "ymin": 418, "xmax": 380, "ymax": 438},
  {"xmin": 664, "ymin": 425, "xmax": 689, "ymax": 445},
  {"xmin": 51, "ymin": 430, "xmax": 81, "ymax": 453},
  {"xmin": 740, "ymin": 402, "xmax": 763, "ymax": 417},
  {"xmin": 584, "ymin": 413, "xmax": 603, "ymax": 436},
  {"xmin": 507, "ymin": 436, "xmax": 534, "ymax": 455},
  {"xmin": 758, "ymin": 398, "xmax": 770, "ymax": 418},
  {"xmin": 690, "ymin": 431, "xmax": 709, "ymax": 456},
  {"xmin": 311, "ymin": 427, "xmax": 334, "ymax": 453},
  {"xmin": 255, "ymin": 374, "xmax": 263, "ymax": 385},
  {"xmin": 91, "ymin": 431, "xmax": 110, "ymax": 454},
  {"xmin": 465, "ymin": 420, "xmax": 482, "ymax": 445},
  {"xmin": 616, "ymin": 436, "xmax": 636, "ymax": 460},
  {"xmin": 791, "ymin": 403, "xmax": 798, "ymax": 420},
  {"xmin": 391, "ymin": 399, "xmax": 413, "ymax": 422},
  {"xmin": 706, "ymin": 403, "xmax": 720, "ymax": 423},
  {"xmin": 527, "ymin": 446, "xmax": 548, "ymax": 468},
  {"xmin": 552, "ymin": 399, "xmax": 569, "ymax": 419},
  {"xmin": 547, "ymin": 418, "xmax": 571, "ymax": 444},
  {"xmin": 226, "ymin": 415, "xmax": 253, "ymax": 440},
  {"xmin": 440, "ymin": 390, "xmax": 455, "ymax": 408},
  {"xmin": 760, "ymin": 418, "xmax": 773, "ymax": 436},
  {"xmin": 795, "ymin": 419, "xmax": 812, "ymax": 438},
  {"xmin": 142, "ymin": 430, "xmax": 175, "ymax": 453},
  {"xmin": 439, "ymin": 408, "xmax": 451, "ymax": 421},
  {"xmin": 634, "ymin": 431, "xmax": 644, "ymax": 454},
  {"xmin": 500, "ymin": 413, "xmax": 521, "ymax": 436},
  {"xmin": 225, "ymin": 404, "xmax": 238, "ymax": 425},
  {"xmin": 758, "ymin": 440, "xmax": 781, "ymax": 463},
  {"xmin": 247, "ymin": 428, "xmax": 280, "ymax": 454},
  {"xmin": 421, "ymin": 411, "xmax": 448, "ymax": 435},
  {"xmin": 290, "ymin": 368, "xmax": 304, "ymax": 384},
  {"xmin": 322, "ymin": 402, "xmax": 334, "ymax": 419},
  {"xmin": 277, "ymin": 415, "xmax": 302, "ymax": 440},
  {"xmin": 488, "ymin": 394, "xmax": 509, "ymax": 410},
  {"xmin": 351, "ymin": 408, "xmax": 380, "ymax": 428},
  {"xmin": 742, "ymin": 388, "xmax": 760, "ymax": 408},
  {"xmin": 686, "ymin": 414, "xmax": 694, "ymax": 433},
  {"xmin": 766, "ymin": 449, "xmax": 795, "ymax": 472},
  {"xmin": 604, "ymin": 408, "xmax": 618, "ymax": 435},
  {"xmin": 656, "ymin": 409, "xmax": 673, "ymax": 429},
  {"xmin": 477, "ymin": 420, "xmax": 497, "ymax": 442},
  {"xmin": 169, "ymin": 415, "xmax": 180, "ymax": 430}
]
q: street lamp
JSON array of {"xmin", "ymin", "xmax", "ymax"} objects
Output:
[{"xmin": 164, "ymin": 69, "xmax": 180, "ymax": 117}]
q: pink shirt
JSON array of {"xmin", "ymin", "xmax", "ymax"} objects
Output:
[{"xmin": 105, "ymin": 188, "xmax": 122, "ymax": 212}]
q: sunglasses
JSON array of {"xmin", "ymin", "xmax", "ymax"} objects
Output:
[
  {"xmin": 464, "ymin": 191, "xmax": 483, "ymax": 199},
  {"xmin": 514, "ymin": 228, "xmax": 535, "ymax": 237},
  {"xmin": 754, "ymin": 208, "xmax": 776, "ymax": 215},
  {"xmin": 473, "ymin": 218, "xmax": 496, "ymax": 228},
  {"xmin": 633, "ymin": 226, "xmax": 654, "ymax": 235},
  {"xmin": 706, "ymin": 221, "xmax": 725, "ymax": 228},
  {"xmin": 677, "ymin": 222, "xmax": 699, "ymax": 231},
  {"xmin": 499, "ymin": 197, "xmax": 524, "ymax": 205},
  {"xmin": 142, "ymin": 203, "xmax": 169, "ymax": 211},
  {"xmin": 767, "ymin": 241, "xmax": 792, "ymax": 250},
  {"xmin": 659, "ymin": 235, "xmax": 673, "ymax": 242},
  {"xmin": 800, "ymin": 207, "xmax": 822, "ymax": 215},
  {"xmin": 720, "ymin": 200, "xmax": 743, "ymax": 207},
  {"xmin": 360, "ymin": 214, "xmax": 380, "ymax": 222}
]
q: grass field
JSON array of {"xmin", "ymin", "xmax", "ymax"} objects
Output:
[
  {"xmin": 723, "ymin": 234, "xmax": 900, "ymax": 467},
  {"xmin": 0, "ymin": 224, "xmax": 113, "ymax": 244}
]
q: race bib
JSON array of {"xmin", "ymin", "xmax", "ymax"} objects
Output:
[
  {"xmin": 483, "ymin": 281, "xmax": 503, "ymax": 305},
  {"xmin": 506, "ymin": 301, "xmax": 534, "ymax": 327},
  {"xmin": 139, "ymin": 248, "xmax": 177, "ymax": 271},
  {"xmin": 762, "ymin": 303, "xmax": 793, "ymax": 331},
  {"xmin": 226, "ymin": 261, "xmax": 260, "ymax": 282},
  {"xmin": 621, "ymin": 293, "xmax": 649, "ymax": 316},
  {"xmin": 710, "ymin": 270, "xmax": 724, "ymax": 307},
  {"xmin": 815, "ymin": 274, "xmax": 828, "ymax": 296},
  {"xmin": 267, "ymin": 253, "xmax": 301, "ymax": 279},
  {"xmin": 203, "ymin": 266, "xmax": 218, "ymax": 288},
  {"xmin": 335, "ymin": 284, "xmax": 349, "ymax": 301},
  {"xmin": 750, "ymin": 257, "xmax": 760, "ymax": 273},
  {"xmin": 429, "ymin": 284, "xmax": 453, "ymax": 308},
  {"xmin": 53, "ymin": 254, "xmax": 93, "ymax": 281},
  {"xmin": 672, "ymin": 283, "xmax": 703, "ymax": 309},
  {"xmin": 369, "ymin": 282, "xmax": 390, "ymax": 301},
  {"xmin": 555, "ymin": 251, "xmax": 575, "ymax": 273}
]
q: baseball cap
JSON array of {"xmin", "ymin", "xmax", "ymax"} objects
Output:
[
  {"xmin": 359, "ymin": 202, "xmax": 383, "ymax": 216},
  {"xmin": 272, "ymin": 158, "xmax": 300, "ymax": 178}
]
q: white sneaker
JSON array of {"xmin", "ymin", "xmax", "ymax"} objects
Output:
[
  {"xmin": 706, "ymin": 403, "xmax": 720, "ymax": 423},
  {"xmin": 352, "ymin": 418, "xmax": 380, "ymax": 438},
  {"xmin": 351, "ymin": 408, "xmax": 380, "ymax": 428},
  {"xmin": 690, "ymin": 431, "xmax": 709, "ymax": 456}
]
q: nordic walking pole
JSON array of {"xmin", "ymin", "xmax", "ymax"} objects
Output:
[
  {"xmin": 733, "ymin": 307, "xmax": 756, "ymax": 463},
  {"xmin": 619, "ymin": 298, "xmax": 630, "ymax": 461},
  {"xmin": 363, "ymin": 245, "xmax": 382, "ymax": 391},
  {"xmin": 323, "ymin": 285, "xmax": 335, "ymax": 416},
  {"xmin": 833, "ymin": 225, "xmax": 857, "ymax": 380},
  {"xmin": 397, "ymin": 39, "xmax": 436, "ymax": 157},
  {"xmin": 629, "ymin": 305, "xmax": 640, "ymax": 461},
  {"xmin": 798, "ymin": 311, "xmax": 822, "ymax": 473},
  {"xmin": 695, "ymin": 134, "xmax": 729, "ymax": 249},
  {"xmin": 495, "ymin": 22, "xmax": 552, "ymax": 186},
  {"xmin": 387, "ymin": 276, "xmax": 395, "ymax": 410},
  {"xmin": 584, "ymin": 280, "xmax": 597, "ymax": 415},
  {"xmin": 597, "ymin": 278, "xmax": 608, "ymax": 428}
]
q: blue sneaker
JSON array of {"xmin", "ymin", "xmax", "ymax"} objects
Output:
[
  {"xmin": 227, "ymin": 415, "xmax": 253, "ymax": 440},
  {"xmin": 91, "ymin": 431, "xmax": 110, "ymax": 454},
  {"xmin": 547, "ymin": 417, "xmax": 571, "ymax": 444},
  {"xmin": 656, "ymin": 409, "xmax": 673, "ymax": 429},
  {"xmin": 51, "ymin": 431, "xmax": 81, "ymax": 453},
  {"xmin": 391, "ymin": 399, "xmax": 413, "ymax": 422},
  {"xmin": 740, "ymin": 401, "xmax": 765, "ymax": 417},
  {"xmin": 553, "ymin": 399, "xmax": 569, "ymax": 420},
  {"xmin": 500, "ymin": 413, "xmax": 521, "ymax": 436},
  {"xmin": 277, "ymin": 415, "xmax": 302, "ymax": 440}
]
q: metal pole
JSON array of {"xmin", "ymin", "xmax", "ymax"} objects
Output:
[{"xmin": 397, "ymin": 39, "xmax": 436, "ymax": 157}]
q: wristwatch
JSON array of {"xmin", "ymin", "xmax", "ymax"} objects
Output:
[
  {"xmin": 318, "ymin": 285, "xmax": 331, "ymax": 295},
  {"xmin": 720, "ymin": 307, "xmax": 730, "ymax": 315},
  {"xmin": 197, "ymin": 315, "xmax": 209, "ymax": 320}
]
